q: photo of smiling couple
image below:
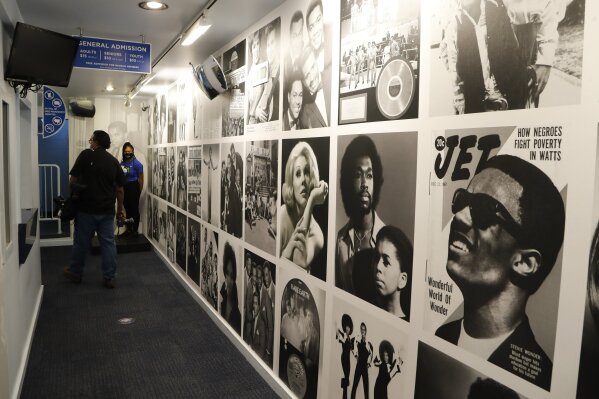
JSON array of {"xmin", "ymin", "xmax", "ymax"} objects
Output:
[{"xmin": 426, "ymin": 126, "xmax": 567, "ymax": 392}]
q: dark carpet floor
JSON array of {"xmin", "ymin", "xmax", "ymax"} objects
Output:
[{"xmin": 21, "ymin": 246, "xmax": 280, "ymax": 399}]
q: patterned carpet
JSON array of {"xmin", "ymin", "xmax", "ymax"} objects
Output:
[{"xmin": 20, "ymin": 246, "xmax": 280, "ymax": 398}]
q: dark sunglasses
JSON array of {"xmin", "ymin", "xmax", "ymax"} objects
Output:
[{"xmin": 451, "ymin": 188, "xmax": 523, "ymax": 242}]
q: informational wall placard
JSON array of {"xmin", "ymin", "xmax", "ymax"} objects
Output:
[
  {"xmin": 42, "ymin": 87, "xmax": 65, "ymax": 139},
  {"xmin": 74, "ymin": 36, "xmax": 151, "ymax": 73}
]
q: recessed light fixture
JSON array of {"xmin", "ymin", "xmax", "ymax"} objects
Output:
[
  {"xmin": 105, "ymin": 84, "xmax": 114, "ymax": 92},
  {"xmin": 139, "ymin": 1, "xmax": 168, "ymax": 11}
]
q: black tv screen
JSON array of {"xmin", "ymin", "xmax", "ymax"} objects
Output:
[{"xmin": 4, "ymin": 22, "xmax": 80, "ymax": 87}]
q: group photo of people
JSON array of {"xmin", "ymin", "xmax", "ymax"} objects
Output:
[
  {"xmin": 335, "ymin": 134, "xmax": 416, "ymax": 321},
  {"xmin": 187, "ymin": 145, "xmax": 202, "ymax": 218},
  {"xmin": 220, "ymin": 143, "xmax": 244, "ymax": 238},
  {"xmin": 332, "ymin": 312, "xmax": 405, "ymax": 399},
  {"xmin": 176, "ymin": 211, "xmax": 187, "ymax": 272},
  {"xmin": 202, "ymin": 144, "xmax": 221, "ymax": 226},
  {"xmin": 282, "ymin": 0, "xmax": 332, "ymax": 130},
  {"xmin": 243, "ymin": 250, "xmax": 276, "ymax": 368},
  {"xmin": 279, "ymin": 277, "xmax": 323, "ymax": 399},
  {"xmin": 431, "ymin": 0, "xmax": 585, "ymax": 115},
  {"xmin": 246, "ymin": 18, "xmax": 281, "ymax": 127},
  {"xmin": 339, "ymin": 0, "xmax": 420, "ymax": 123},
  {"xmin": 222, "ymin": 40, "xmax": 246, "ymax": 137},
  {"xmin": 245, "ymin": 140, "xmax": 278, "ymax": 256},
  {"xmin": 280, "ymin": 138, "xmax": 330, "ymax": 281},
  {"xmin": 218, "ymin": 240, "xmax": 243, "ymax": 335},
  {"xmin": 176, "ymin": 147, "xmax": 188, "ymax": 210},
  {"xmin": 167, "ymin": 207, "xmax": 176, "ymax": 263},
  {"xmin": 187, "ymin": 218, "xmax": 201, "ymax": 286},
  {"xmin": 201, "ymin": 227, "xmax": 219, "ymax": 310}
]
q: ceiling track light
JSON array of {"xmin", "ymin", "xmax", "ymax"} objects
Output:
[
  {"xmin": 181, "ymin": 13, "xmax": 211, "ymax": 46},
  {"xmin": 128, "ymin": 0, "xmax": 218, "ymax": 99}
]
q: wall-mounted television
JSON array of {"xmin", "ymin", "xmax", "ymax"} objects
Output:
[{"xmin": 4, "ymin": 22, "xmax": 80, "ymax": 87}]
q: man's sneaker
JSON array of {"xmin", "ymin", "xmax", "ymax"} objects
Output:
[
  {"xmin": 103, "ymin": 278, "xmax": 115, "ymax": 289},
  {"xmin": 63, "ymin": 267, "xmax": 82, "ymax": 284}
]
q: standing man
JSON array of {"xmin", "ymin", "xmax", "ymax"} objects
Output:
[
  {"xmin": 435, "ymin": 155, "xmax": 565, "ymax": 390},
  {"xmin": 351, "ymin": 322, "xmax": 373, "ymax": 399},
  {"xmin": 336, "ymin": 136, "xmax": 386, "ymax": 294},
  {"xmin": 64, "ymin": 130, "xmax": 126, "ymax": 289}
]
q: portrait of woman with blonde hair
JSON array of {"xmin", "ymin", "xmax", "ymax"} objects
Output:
[{"xmin": 280, "ymin": 139, "xmax": 329, "ymax": 279}]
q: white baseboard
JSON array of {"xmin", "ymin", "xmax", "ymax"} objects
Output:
[
  {"xmin": 12, "ymin": 285, "xmax": 44, "ymax": 399},
  {"xmin": 153, "ymin": 248, "xmax": 294, "ymax": 399},
  {"xmin": 40, "ymin": 238, "xmax": 72, "ymax": 247}
]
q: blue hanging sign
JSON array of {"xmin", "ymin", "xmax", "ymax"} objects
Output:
[
  {"xmin": 73, "ymin": 36, "xmax": 151, "ymax": 74},
  {"xmin": 42, "ymin": 87, "xmax": 66, "ymax": 139}
]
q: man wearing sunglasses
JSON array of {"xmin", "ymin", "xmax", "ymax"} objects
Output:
[{"xmin": 435, "ymin": 154, "xmax": 565, "ymax": 391}]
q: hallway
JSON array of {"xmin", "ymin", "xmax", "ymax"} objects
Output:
[{"xmin": 20, "ymin": 246, "xmax": 279, "ymax": 398}]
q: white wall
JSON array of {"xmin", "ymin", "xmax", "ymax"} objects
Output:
[{"xmin": 0, "ymin": 1, "xmax": 43, "ymax": 398}]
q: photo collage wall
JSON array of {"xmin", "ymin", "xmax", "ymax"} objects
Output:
[{"xmin": 144, "ymin": 0, "xmax": 598, "ymax": 398}]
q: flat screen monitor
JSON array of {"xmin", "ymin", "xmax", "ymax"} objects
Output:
[{"xmin": 4, "ymin": 22, "xmax": 80, "ymax": 87}]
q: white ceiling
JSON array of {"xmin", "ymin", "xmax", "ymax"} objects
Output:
[{"xmin": 16, "ymin": 0, "xmax": 285, "ymax": 99}]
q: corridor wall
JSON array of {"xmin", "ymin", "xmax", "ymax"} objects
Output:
[{"xmin": 144, "ymin": 1, "xmax": 599, "ymax": 398}]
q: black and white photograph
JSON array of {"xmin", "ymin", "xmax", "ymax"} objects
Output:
[
  {"xmin": 201, "ymin": 225, "xmax": 219, "ymax": 310},
  {"xmin": 167, "ymin": 206, "xmax": 176, "ymax": 263},
  {"xmin": 176, "ymin": 211, "xmax": 187, "ymax": 272},
  {"xmin": 220, "ymin": 142, "xmax": 244, "ymax": 238},
  {"xmin": 188, "ymin": 145, "xmax": 202, "ymax": 217},
  {"xmin": 329, "ymin": 297, "xmax": 410, "ymax": 399},
  {"xmin": 282, "ymin": 0, "xmax": 332, "ymax": 130},
  {"xmin": 430, "ymin": 0, "xmax": 586, "ymax": 115},
  {"xmin": 176, "ymin": 146, "xmax": 188, "ymax": 210},
  {"xmin": 335, "ymin": 133, "xmax": 417, "ymax": 322},
  {"xmin": 167, "ymin": 84, "xmax": 177, "ymax": 143},
  {"xmin": 158, "ymin": 91, "xmax": 168, "ymax": 144},
  {"xmin": 202, "ymin": 144, "xmax": 221, "ymax": 226},
  {"xmin": 278, "ymin": 274, "xmax": 325, "ymax": 398},
  {"xmin": 246, "ymin": 17, "xmax": 281, "ymax": 131},
  {"xmin": 157, "ymin": 200, "xmax": 167, "ymax": 255},
  {"xmin": 151, "ymin": 96, "xmax": 159, "ymax": 145},
  {"xmin": 156, "ymin": 147, "xmax": 167, "ymax": 199},
  {"xmin": 415, "ymin": 342, "xmax": 525, "ymax": 399},
  {"xmin": 280, "ymin": 137, "xmax": 329, "ymax": 281},
  {"xmin": 339, "ymin": 0, "xmax": 419, "ymax": 124},
  {"xmin": 425, "ymin": 126, "xmax": 568, "ymax": 390},
  {"xmin": 177, "ymin": 76, "xmax": 193, "ymax": 142},
  {"xmin": 146, "ymin": 191, "xmax": 153, "ymax": 238},
  {"xmin": 166, "ymin": 146, "xmax": 176, "ymax": 204},
  {"xmin": 243, "ymin": 250, "xmax": 276, "ymax": 368},
  {"xmin": 577, "ymin": 127, "xmax": 599, "ymax": 399},
  {"xmin": 187, "ymin": 217, "xmax": 201, "ymax": 286},
  {"xmin": 222, "ymin": 40, "xmax": 246, "ymax": 137},
  {"xmin": 218, "ymin": 238, "xmax": 243, "ymax": 336},
  {"xmin": 151, "ymin": 197, "xmax": 159, "ymax": 243},
  {"xmin": 245, "ymin": 140, "xmax": 278, "ymax": 256}
]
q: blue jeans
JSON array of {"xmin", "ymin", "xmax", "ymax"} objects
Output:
[{"xmin": 69, "ymin": 211, "xmax": 117, "ymax": 280}]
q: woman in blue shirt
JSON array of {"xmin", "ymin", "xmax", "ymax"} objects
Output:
[{"xmin": 120, "ymin": 142, "xmax": 144, "ymax": 236}]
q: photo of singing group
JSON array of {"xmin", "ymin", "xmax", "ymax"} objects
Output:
[
  {"xmin": 220, "ymin": 143, "xmax": 244, "ymax": 238},
  {"xmin": 243, "ymin": 249, "xmax": 276, "ymax": 368},
  {"xmin": 281, "ymin": 0, "xmax": 332, "ymax": 130},
  {"xmin": 201, "ymin": 226, "xmax": 219, "ymax": 310},
  {"xmin": 245, "ymin": 140, "xmax": 278, "ymax": 256},
  {"xmin": 329, "ymin": 297, "xmax": 409, "ymax": 399}
]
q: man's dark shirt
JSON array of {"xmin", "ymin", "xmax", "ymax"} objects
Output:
[
  {"xmin": 436, "ymin": 316, "xmax": 552, "ymax": 390},
  {"xmin": 70, "ymin": 148, "xmax": 126, "ymax": 214}
]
